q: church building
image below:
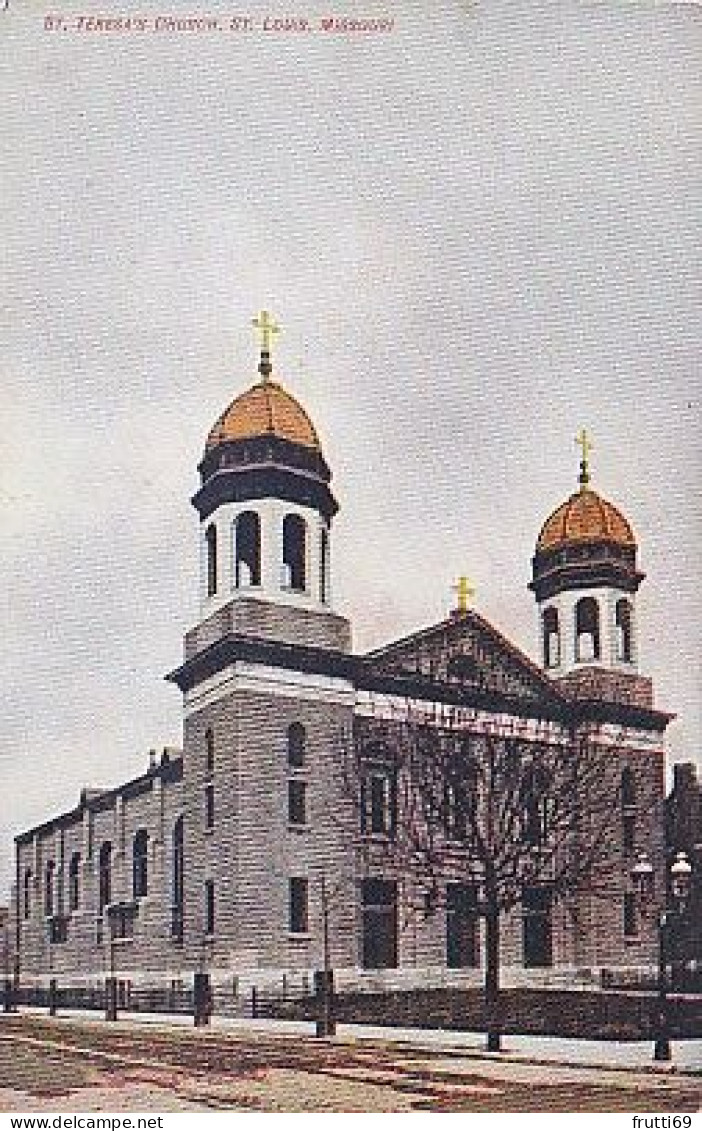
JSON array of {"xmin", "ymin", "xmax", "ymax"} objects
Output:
[{"xmin": 12, "ymin": 314, "xmax": 672, "ymax": 1002}]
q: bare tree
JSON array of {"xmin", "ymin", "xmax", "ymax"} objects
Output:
[{"xmin": 347, "ymin": 702, "xmax": 622, "ymax": 1050}]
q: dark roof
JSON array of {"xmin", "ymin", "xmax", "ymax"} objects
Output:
[{"xmin": 15, "ymin": 751, "xmax": 183, "ymax": 846}]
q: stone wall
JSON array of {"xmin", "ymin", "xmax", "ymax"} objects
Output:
[
  {"xmin": 15, "ymin": 754, "xmax": 185, "ymax": 987},
  {"xmin": 184, "ymin": 597, "xmax": 352, "ymax": 660},
  {"xmin": 557, "ymin": 667, "xmax": 654, "ymax": 708}
]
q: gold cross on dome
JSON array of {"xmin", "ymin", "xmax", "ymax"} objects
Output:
[
  {"xmin": 575, "ymin": 427, "xmax": 593, "ymax": 488},
  {"xmin": 252, "ymin": 310, "xmax": 280, "ymax": 380},
  {"xmin": 453, "ymin": 576, "xmax": 475, "ymax": 615},
  {"xmin": 252, "ymin": 309, "xmax": 279, "ymax": 353}
]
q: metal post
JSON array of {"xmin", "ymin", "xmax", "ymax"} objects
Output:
[
  {"xmin": 105, "ymin": 977, "xmax": 117, "ymax": 1022},
  {"xmin": 193, "ymin": 971, "xmax": 211, "ymax": 1027},
  {"xmin": 48, "ymin": 977, "xmax": 58, "ymax": 1017},
  {"xmin": 105, "ymin": 936, "xmax": 117, "ymax": 1022},
  {"xmin": 314, "ymin": 969, "xmax": 335, "ymax": 1038},
  {"xmin": 654, "ymin": 911, "xmax": 671, "ymax": 1062},
  {"xmin": 315, "ymin": 874, "xmax": 336, "ymax": 1038}
]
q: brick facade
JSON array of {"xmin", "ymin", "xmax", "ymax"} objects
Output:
[{"xmin": 13, "ymin": 596, "xmax": 668, "ymax": 995}]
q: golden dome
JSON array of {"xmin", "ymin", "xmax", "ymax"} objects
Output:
[
  {"xmin": 536, "ymin": 488, "xmax": 636, "ymax": 553},
  {"xmin": 206, "ymin": 380, "xmax": 321, "ymax": 452}
]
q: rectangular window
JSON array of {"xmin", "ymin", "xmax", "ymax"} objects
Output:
[
  {"xmin": 361, "ymin": 878, "xmax": 398, "ymax": 969},
  {"xmin": 370, "ymin": 775, "xmax": 388, "ymax": 834},
  {"xmin": 288, "ymin": 780, "xmax": 307, "ymax": 825},
  {"xmin": 205, "ymin": 784, "xmax": 215, "ymax": 830},
  {"xmin": 69, "ymin": 871, "xmax": 79, "ymax": 912},
  {"xmin": 205, "ymin": 880, "xmax": 215, "ymax": 935},
  {"xmin": 522, "ymin": 886, "xmax": 553, "ymax": 968},
  {"xmin": 623, "ymin": 892, "xmax": 638, "ymax": 938},
  {"xmin": 287, "ymin": 723, "xmax": 305, "ymax": 768},
  {"xmin": 289, "ymin": 877, "xmax": 309, "ymax": 934},
  {"xmin": 362, "ymin": 773, "xmax": 395, "ymax": 836},
  {"xmin": 446, "ymin": 884, "xmax": 479, "ymax": 968},
  {"xmin": 622, "ymin": 814, "xmax": 635, "ymax": 853}
]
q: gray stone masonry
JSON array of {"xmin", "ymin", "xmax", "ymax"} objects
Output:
[{"xmin": 184, "ymin": 597, "xmax": 352, "ymax": 661}]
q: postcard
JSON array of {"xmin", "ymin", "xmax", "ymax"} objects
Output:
[{"xmin": 1, "ymin": 0, "xmax": 700, "ymax": 1116}]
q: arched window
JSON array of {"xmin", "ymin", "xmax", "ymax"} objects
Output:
[
  {"xmin": 616, "ymin": 598, "xmax": 633, "ymax": 662},
  {"xmin": 133, "ymin": 829, "xmax": 148, "ymax": 899},
  {"xmin": 282, "ymin": 513, "xmax": 307, "ymax": 591},
  {"xmin": 287, "ymin": 722, "xmax": 306, "ymax": 768},
  {"xmin": 234, "ymin": 511, "xmax": 261, "ymax": 588},
  {"xmin": 69, "ymin": 852, "xmax": 81, "ymax": 912},
  {"xmin": 44, "ymin": 860, "xmax": 55, "ymax": 917},
  {"xmin": 575, "ymin": 596, "xmax": 601, "ymax": 661},
  {"xmin": 172, "ymin": 816, "xmax": 184, "ymax": 942},
  {"xmin": 99, "ymin": 842, "xmax": 112, "ymax": 911},
  {"xmin": 23, "ymin": 868, "xmax": 32, "ymax": 920},
  {"xmin": 542, "ymin": 607, "xmax": 560, "ymax": 668},
  {"xmin": 621, "ymin": 766, "xmax": 636, "ymax": 808},
  {"xmin": 205, "ymin": 523, "xmax": 218, "ymax": 597},
  {"xmin": 205, "ymin": 728, "xmax": 215, "ymax": 775},
  {"xmin": 320, "ymin": 528, "xmax": 329, "ymax": 603}
]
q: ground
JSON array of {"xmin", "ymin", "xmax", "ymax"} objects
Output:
[{"xmin": 0, "ymin": 1015, "xmax": 700, "ymax": 1113}]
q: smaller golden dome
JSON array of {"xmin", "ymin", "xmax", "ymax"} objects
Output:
[
  {"xmin": 206, "ymin": 380, "xmax": 320, "ymax": 452},
  {"xmin": 536, "ymin": 488, "xmax": 636, "ymax": 553}
]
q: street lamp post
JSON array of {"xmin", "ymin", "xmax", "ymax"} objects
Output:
[
  {"xmin": 316, "ymin": 873, "xmax": 336, "ymax": 1039},
  {"xmin": 669, "ymin": 851, "xmax": 694, "ymax": 986},
  {"xmin": 631, "ymin": 850, "xmax": 693, "ymax": 1063},
  {"xmin": 194, "ymin": 935, "xmax": 212, "ymax": 1027},
  {"xmin": 105, "ymin": 928, "xmax": 117, "ymax": 1022}
]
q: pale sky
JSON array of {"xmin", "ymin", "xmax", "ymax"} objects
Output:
[{"xmin": 1, "ymin": 1, "xmax": 700, "ymax": 898}]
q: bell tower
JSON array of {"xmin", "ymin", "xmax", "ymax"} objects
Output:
[
  {"xmin": 168, "ymin": 312, "xmax": 355, "ymax": 977},
  {"xmin": 191, "ymin": 311, "xmax": 345, "ymax": 649},
  {"xmin": 529, "ymin": 431, "xmax": 645, "ymax": 680}
]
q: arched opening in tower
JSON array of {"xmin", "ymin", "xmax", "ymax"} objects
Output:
[
  {"xmin": 234, "ymin": 510, "xmax": 261, "ymax": 587},
  {"xmin": 282, "ymin": 513, "xmax": 307, "ymax": 591},
  {"xmin": 616, "ymin": 598, "xmax": 633, "ymax": 662},
  {"xmin": 542, "ymin": 606, "xmax": 561, "ymax": 668},
  {"xmin": 575, "ymin": 596, "xmax": 601, "ymax": 662}
]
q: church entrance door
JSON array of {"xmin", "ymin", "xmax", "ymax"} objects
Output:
[{"xmin": 361, "ymin": 879, "xmax": 398, "ymax": 968}]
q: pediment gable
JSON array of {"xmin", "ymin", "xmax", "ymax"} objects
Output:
[{"xmin": 361, "ymin": 611, "xmax": 566, "ymax": 711}]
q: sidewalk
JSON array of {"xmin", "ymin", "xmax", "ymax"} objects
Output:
[{"xmin": 10, "ymin": 1006, "xmax": 702, "ymax": 1076}]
